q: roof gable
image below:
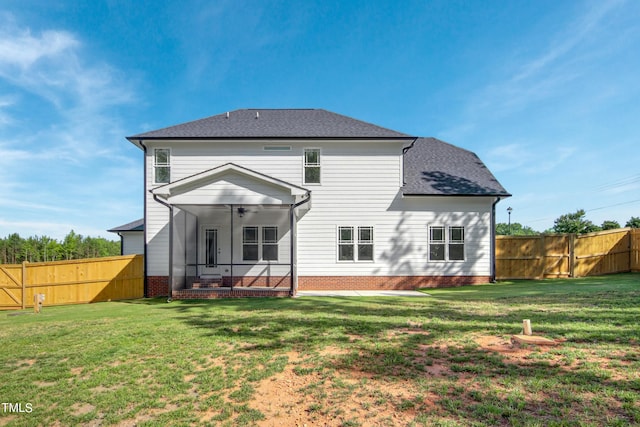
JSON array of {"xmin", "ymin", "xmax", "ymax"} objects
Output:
[
  {"xmin": 128, "ymin": 109, "xmax": 412, "ymax": 140},
  {"xmin": 403, "ymin": 138, "xmax": 511, "ymax": 197},
  {"xmin": 151, "ymin": 163, "xmax": 309, "ymax": 206}
]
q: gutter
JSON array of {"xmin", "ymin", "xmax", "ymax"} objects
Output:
[
  {"xmin": 289, "ymin": 191, "xmax": 312, "ymax": 296},
  {"xmin": 153, "ymin": 194, "xmax": 174, "ymax": 302}
]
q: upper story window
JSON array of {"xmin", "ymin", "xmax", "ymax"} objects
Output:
[
  {"xmin": 304, "ymin": 148, "xmax": 321, "ymax": 184},
  {"xmin": 429, "ymin": 225, "xmax": 465, "ymax": 261},
  {"xmin": 154, "ymin": 148, "xmax": 170, "ymax": 184}
]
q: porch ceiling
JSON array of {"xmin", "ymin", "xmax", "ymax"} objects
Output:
[{"xmin": 174, "ymin": 204, "xmax": 289, "ymax": 216}]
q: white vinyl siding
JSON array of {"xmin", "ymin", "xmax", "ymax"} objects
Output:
[
  {"xmin": 121, "ymin": 232, "xmax": 144, "ymax": 255},
  {"xmin": 143, "ymin": 139, "xmax": 492, "ymax": 278}
]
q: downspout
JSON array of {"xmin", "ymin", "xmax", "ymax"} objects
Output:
[
  {"xmin": 139, "ymin": 139, "xmax": 149, "ymax": 297},
  {"xmin": 153, "ymin": 194, "xmax": 174, "ymax": 302},
  {"xmin": 491, "ymin": 196, "xmax": 502, "ymax": 283},
  {"xmin": 289, "ymin": 191, "xmax": 312, "ymax": 296},
  {"xmin": 117, "ymin": 233, "xmax": 124, "ymax": 256}
]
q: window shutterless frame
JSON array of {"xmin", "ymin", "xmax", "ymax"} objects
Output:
[
  {"xmin": 242, "ymin": 226, "xmax": 259, "ymax": 261},
  {"xmin": 153, "ymin": 148, "xmax": 170, "ymax": 184},
  {"xmin": 429, "ymin": 226, "xmax": 446, "ymax": 261},
  {"xmin": 242, "ymin": 226, "xmax": 278, "ymax": 262},
  {"xmin": 448, "ymin": 226, "xmax": 465, "ymax": 261},
  {"xmin": 428, "ymin": 225, "xmax": 465, "ymax": 261},
  {"xmin": 337, "ymin": 226, "xmax": 374, "ymax": 262},
  {"xmin": 303, "ymin": 148, "xmax": 321, "ymax": 184}
]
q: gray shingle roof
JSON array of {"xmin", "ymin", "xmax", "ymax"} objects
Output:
[
  {"xmin": 403, "ymin": 138, "xmax": 511, "ymax": 197},
  {"xmin": 108, "ymin": 219, "xmax": 144, "ymax": 233},
  {"xmin": 128, "ymin": 109, "xmax": 412, "ymax": 140}
]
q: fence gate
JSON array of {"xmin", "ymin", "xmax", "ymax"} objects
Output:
[{"xmin": 0, "ymin": 263, "xmax": 24, "ymax": 310}]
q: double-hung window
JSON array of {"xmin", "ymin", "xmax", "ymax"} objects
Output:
[
  {"xmin": 243, "ymin": 226, "xmax": 278, "ymax": 261},
  {"xmin": 448, "ymin": 227, "xmax": 465, "ymax": 260},
  {"xmin": 262, "ymin": 227, "xmax": 278, "ymax": 261},
  {"xmin": 338, "ymin": 226, "xmax": 374, "ymax": 262},
  {"xmin": 304, "ymin": 148, "xmax": 321, "ymax": 184},
  {"xmin": 153, "ymin": 148, "xmax": 170, "ymax": 184},
  {"xmin": 429, "ymin": 226, "xmax": 465, "ymax": 261},
  {"xmin": 243, "ymin": 227, "xmax": 259, "ymax": 261}
]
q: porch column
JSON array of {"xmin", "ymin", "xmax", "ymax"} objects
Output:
[
  {"xmin": 289, "ymin": 204, "xmax": 295, "ymax": 296},
  {"xmin": 230, "ymin": 204, "xmax": 234, "ymax": 291}
]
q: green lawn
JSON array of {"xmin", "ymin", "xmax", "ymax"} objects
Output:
[{"xmin": 1, "ymin": 274, "xmax": 639, "ymax": 426}]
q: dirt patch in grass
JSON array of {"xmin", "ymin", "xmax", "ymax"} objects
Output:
[
  {"xmin": 475, "ymin": 335, "xmax": 553, "ymax": 362},
  {"xmin": 70, "ymin": 402, "xmax": 95, "ymax": 417},
  {"xmin": 251, "ymin": 348, "xmax": 434, "ymax": 426},
  {"xmin": 13, "ymin": 359, "xmax": 36, "ymax": 370}
]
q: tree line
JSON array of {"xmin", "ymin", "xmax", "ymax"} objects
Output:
[
  {"xmin": 0, "ymin": 230, "xmax": 120, "ymax": 264},
  {"xmin": 497, "ymin": 210, "xmax": 640, "ymax": 235}
]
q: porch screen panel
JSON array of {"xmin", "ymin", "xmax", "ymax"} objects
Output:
[
  {"xmin": 243, "ymin": 227, "xmax": 259, "ymax": 261},
  {"xmin": 205, "ymin": 229, "xmax": 218, "ymax": 267}
]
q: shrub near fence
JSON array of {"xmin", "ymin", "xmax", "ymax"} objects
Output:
[
  {"xmin": 496, "ymin": 228, "xmax": 640, "ymax": 280},
  {"xmin": 0, "ymin": 255, "xmax": 143, "ymax": 310}
]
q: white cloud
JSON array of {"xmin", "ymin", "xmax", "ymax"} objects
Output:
[
  {"xmin": 0, "ymin": 14, "xmax": 139, "ymax": 240},
  {"xmin": 0, "ymin": 27, "xmax": 78, "ymax": 70}
]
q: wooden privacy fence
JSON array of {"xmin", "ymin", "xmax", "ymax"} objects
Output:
[
  {"xmin": 497, "ymin": 228, "xmax": 640, "ymax": 280},
  {"xmin": 0, "ymin": 255, "xmax": 143, "ymax": 310}
]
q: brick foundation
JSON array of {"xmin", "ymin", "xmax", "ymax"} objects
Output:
[
  {"xmin": 147, "ymin": 276, "xmax": 170, "ymax": 297},
  {"xmin": 173, "ymin": 289, "xmax": 291, "ymax": 299},
  {"xmin": 297, "ymin": 275, "xmax": 490, "ymax": 290},
  {"xmin": 147, "ymin": 274, "xmax": 490, "ymax": 298},
  {"xmin": 223, "ymin": 275, "xmax": 290, "ymax": 288}
]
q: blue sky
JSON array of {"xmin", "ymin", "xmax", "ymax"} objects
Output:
[{"xmin": 1, "ymin": 0, "xmax": 639, "ymax": 240}]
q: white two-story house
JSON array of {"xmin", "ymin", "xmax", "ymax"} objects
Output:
[{"xmin": 124, "ymin": 109, "xmax": 510, "ymax": 298}]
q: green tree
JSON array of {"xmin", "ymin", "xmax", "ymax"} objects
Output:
[
  {"xmin": 552, "ymin": 209, "xmax": 601, "ymax": 234},
  {"xmin": 496, "ymin": 222, "xmax": 539, "ymax": 235},
  {"xmin": 601, "ymin": 220, "xmax": 621, "ymax": 231},
  {"xmin": 0, "ymin": 232, "xmax": 119, "ymax": 264},
  {"xmin": 62, "ymin": 230, "xmax": 82, "ymax": 260},
  {"xmin": 625, "ymin": 216, "xmax": 640, "ymax": 228}
]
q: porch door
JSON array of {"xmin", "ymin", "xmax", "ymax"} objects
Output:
[{"xmin": 200, "ymin": 227, "xmax": 221, "ymax": 276}]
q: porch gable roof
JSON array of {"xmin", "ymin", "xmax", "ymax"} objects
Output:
[{"xmin": 151, "ymin": 163, "xmax": 310, "ymax": 206}]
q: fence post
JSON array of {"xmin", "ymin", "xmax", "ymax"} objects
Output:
[
  {"xmin": 569, "ymin": 234, "xmax": 576, "ymax": 278},
  {"xmin": 21, "ymin": 261, "xmax": 27, "ymax": 310}
]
